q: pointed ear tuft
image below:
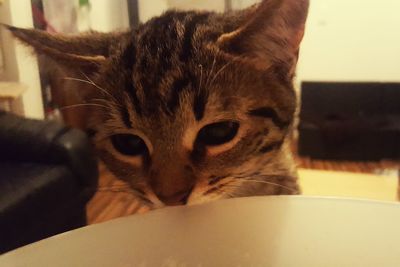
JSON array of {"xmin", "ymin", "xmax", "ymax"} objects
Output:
[
  {"xmin": 3, "ymin": 24, "xmax": 128, "ymax": 73},
  {"xmin": 218, "ymin": 0, "xmax": 309, "ymax": 74}
]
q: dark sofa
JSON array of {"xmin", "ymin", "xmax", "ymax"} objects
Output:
[{"xmin": 0, "ymin": 111, "xmax": 98, "ymax": 254}]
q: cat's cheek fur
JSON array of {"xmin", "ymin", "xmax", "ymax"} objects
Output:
[
  {"xmin": 186, "ymin": 179, "xmax": 228, "ymax": 206},
  {"xmin": 144, "ymin": 191, "xmax": 166, "ymax": 209},
  {"xmin": 95, "ymin": 147, "xmax": 144, "ymax": 183}
]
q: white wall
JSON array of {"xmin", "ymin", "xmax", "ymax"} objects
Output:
[
  {"xmin": 137, "ymin": 0, "xmax": 225, "ymax": 23},
  {"xmin": 88, "ymin": 0, "xmax": 400, "ymax": 83},
  {"xmin": 298, "ymin": 0, "xmax": 400, "ymax": 83},
  {"xmin": 138, "ymin": 0, "xmax": 169, "ymax": 23},
  {"xmin": 232, "ymin": 0, "xmax": 260, "ymax": 9},
  {"xmin": 233, "ymin": 0, "xmax": 400, "ymax": 83},
  {"xmin": 89, "ymin": 0, "xmax": 129, "ymax": 32},
  {"xmin": 0, "ymin": 0, "xmax": 44, "ymax": 119},
  {"xmin": 168, "ymin": 0, "xmax": 225, "ymax": 12}
]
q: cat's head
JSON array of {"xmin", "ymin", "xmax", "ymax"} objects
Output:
[{"xmin": 8, "ymin": 0, "xmax": 309, "ymax": 208}]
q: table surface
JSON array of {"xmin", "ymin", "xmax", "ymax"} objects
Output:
[{"xmin": 1, "ymin": 196, "xmax": 400, "ymax": 267}]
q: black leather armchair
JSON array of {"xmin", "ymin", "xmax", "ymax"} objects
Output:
[{"xmin": 0, "ymin": 111, "xmax": 98, "ymax": 254}]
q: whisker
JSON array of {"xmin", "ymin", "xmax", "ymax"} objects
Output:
[
  {"xmin": 213, "ymin": 187, "xmax": 236, "ymax": 199},
  {"xmin": 208, "ymin": 175, "xmax": 229, "ymax": 186},
  {"xmin": 203, "ymin": 179, "xmax": 237, "ymax": 195},
  {"xmin": 81, "ymin": 72, "xmax": 117, "ymax": 100},
  {"xmin": 59, "ymin": 103, "xmax": 110, "ymax": 111},
  {"xmin": 208, "ymin": 61, "xmax": 233, "ymax": 88},
  {"xmin": 64, "ymin": 75, "xmax": 119, "ymax": 106},
  {"xmin": 240, "ymin": 179, "xmax": 299, "ymax": 193},
  {"xmin": 208, "ymin": 55, "xmax": 243, "ymax": 89},
  {"xmin": 223, "ymin": 192, "xmax": 236, "ymax": 198},
  {"xmin": 63, "ymin": 77, "xmax": 93, "ymax": 84},
  {"xmin": 222, "ymin": 183, "xmax": 241, "ymax": 190},
  {"xmin": 205, "ymin": 55, "xmax": 217, "ymax": 88},
  {"xmin": 91, "ymin": 98, "xmax": 121, "ymax": 111},
  {"xmin": 198, "ymin": 64, "xmax": 204, "ymax": 92},
  {"xmin": 63, "ymin": 77, "xmax": 110, "ymax": 98},
  {"xmin": 219, "ymin": 181, "xmax": 243, "ymax": 195},
  {"xmin": 203, "ymin": 186, "xmax": 221, "ymax": 196},
  {"xmin": 137, "ymin": 196, "xmax": 154, "ymax": 205},
  {"xmin": 91, "ymin": 98, "xmax": 113, "ymax": 104}
]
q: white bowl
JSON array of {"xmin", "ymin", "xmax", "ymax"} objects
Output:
[{"xmin": 1, "ymin": 196, "xmax": 400, "ymax": 267}]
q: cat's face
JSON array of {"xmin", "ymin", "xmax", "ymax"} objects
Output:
[
  {"xmin": 91, "ymin": 38, "xmax": 297, "ymax": 207},
  {"xmin": 9, "ymin": 0, "xmax": 309, "ymax": 208}
]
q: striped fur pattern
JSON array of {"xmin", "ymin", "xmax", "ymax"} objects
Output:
[{"xmin": 9, "ymin": 0, "xmax": 309, "ymax": 208}]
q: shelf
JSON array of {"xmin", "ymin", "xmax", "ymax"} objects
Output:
[{"xmin": 0, "ymin": 82, "xmax": 27, "ymax": 100}]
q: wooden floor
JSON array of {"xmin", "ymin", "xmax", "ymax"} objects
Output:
[
  {"xmin": 87, "ymin": 152, "xmax": 399, "ymax": 225},
  {"xmin": 296, "ymin": 156, "xmax": 399, "ymax": 175}
]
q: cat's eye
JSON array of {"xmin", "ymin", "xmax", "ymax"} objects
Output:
[
  {"xmin": 197, "ymin": 121, "xmax": 239, "ymax": 146},
  {"xmin": 111, "ymin": 134, "xmax": 148, "ymax": 156}
]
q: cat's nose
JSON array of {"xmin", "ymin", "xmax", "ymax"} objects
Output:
[
  {"xmin": 156, "ymin": 188, "xmax": 193, "ymax": 206},
  {"xmin": 149, "ymin": 164, "xmax": 196, "ymax": 206}
]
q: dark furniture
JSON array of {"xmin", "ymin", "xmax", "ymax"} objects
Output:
[
  {"xmin": 0, "ymin": 111, "xmax": 98, "ymax": 254},
  {"xmin": 298, "ymin": 82, "xmax": 400, "ymax": 161}
]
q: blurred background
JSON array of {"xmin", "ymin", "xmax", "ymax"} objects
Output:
[{"xmin": 0, "ymin": 0, "xmax": 399, "ymax": 224}]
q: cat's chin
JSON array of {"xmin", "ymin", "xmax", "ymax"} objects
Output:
[
  {"xmin": 142, "ymin": 195, "xmax": 228, "ymax": 210},
  {"xmin": 186, "ymin": 194, "xmax": 228, "ymax": 207}
]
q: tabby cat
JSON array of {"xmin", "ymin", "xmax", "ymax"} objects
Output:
[{"xmin": 7, "ymin": 0, "xmax": 309, "ymax": 208}]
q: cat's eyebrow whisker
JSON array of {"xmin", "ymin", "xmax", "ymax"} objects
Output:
[
  {"xmin": 205, "ymin": 55, "xmax": 217, "ymax": 88},
  {"xmin": 240, "ymin": 179, "xmax": 299, "ymax": 194},
  {"xmin": 208, "ymin": 55, "xmax": 242, "ymax": 89},
  {"xmin": 198, "ymin": 64, "xmax": 204, "ymax": 92},
  {"xmin": 63, "ymin": 75, "xmax": 120, "ymax": 106},
  {"xmin": 81, "ymin": 72, "xmax": 116, "ymax": 100},
  {"xmin": 91, "ymin": 98, "xmax": 113, "ymax": 104},
  {"xmin": 91, "ymin": 98, "xmax": 121, "ymax": 110},
  {"xmin": 59, "ymin": 103, "xmax": 111, "ymax": 111},
  {"xmin": 63, "ymin": 77, "xmax": 94, "ymax": 86}
]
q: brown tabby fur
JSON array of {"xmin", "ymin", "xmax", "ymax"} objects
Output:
[{"xmin": 6, "ymin": 0, "xmax": 309, "ymax": 208}]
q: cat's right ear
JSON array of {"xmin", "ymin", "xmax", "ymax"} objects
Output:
[
  {"xmin": 217, "ymin": 0, "xmax": 309, "ymax": 75},
  {"xmin": 3, "ymin": 24, "xmax": 124, "ymax": 73}
]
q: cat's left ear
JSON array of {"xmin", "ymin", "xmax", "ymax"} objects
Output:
[
  {"xmin": 4, "ymin": 25, "xmax": 126, "ymax": 73},
  {"xmin": 218, "ymin": 0, "xmax": 309, "ymax": 74}
]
